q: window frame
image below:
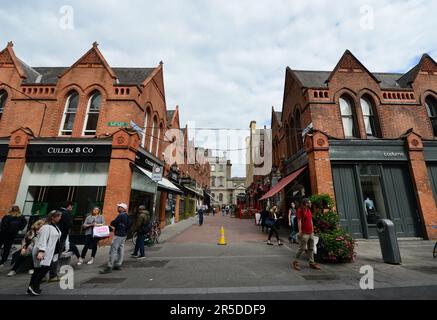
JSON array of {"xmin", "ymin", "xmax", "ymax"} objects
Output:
[
  {"xmin": 0, "ymin": 90, "xmax": 7, "ymax": 121},
  {"xmin": 339, "ymin": 96, "xmax": 359, "ymax": 138},
  {"xmin": 59, "ymin": 91, "xmax": 79, "ymax": 136},
  {"xmin": 426, "ymin": 95, "xmax": 437, "ymax": 137},
  {"xmin": 360, "ymin": 97, "xmax": 379, "ymax": 138},
  {"xmin": 82, "ymin": 91, "xmax": 102, "ymax": 136}
]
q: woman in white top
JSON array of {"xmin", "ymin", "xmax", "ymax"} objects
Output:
[{"xmin": 27, "ymin": 210, "xmax": 62, "ymax": 296}]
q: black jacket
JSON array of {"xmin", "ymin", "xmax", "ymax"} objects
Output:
[
  {"xmin": 0, "ymin": 215, "xmax": 27, "ymax": 237},
  {"xmin": 110, "ymin": 211, "xmax": 131, "ymax": 237},
  {"xmin": 57, "ymin": 207, "xmax": 73, "ymax": 242}
]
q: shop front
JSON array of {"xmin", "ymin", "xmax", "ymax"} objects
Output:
[
  {"xmin": 330, "ymin": 140, "xmax": 423, "ymax": 239},
  {"xmin": 14, "ymin": 142, "xmax": 112, "ymax": 243}
]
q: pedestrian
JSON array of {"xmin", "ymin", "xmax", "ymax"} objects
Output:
[
  {"xmin": 260, "ymin": 206, "xmax": 269, "ymax": 233},
  {"xmin": 131, "ymin": 206, "xmax": 150, "ymax": 259},
  {"xmin": 27, "ymin": 210, "xmax": 62, "ymax": 296},
  {"xmin": 100, "ymin": 203, "xmax": 131, "ymax": 274},
  {"xmin": 288, "ymin": 202, "xmax": 298, "ymax": 244},
  {"xmin": 198, "ymin": 205, "xmax": 205, "ymax": 226},
  {"xmin": 0, "ymin": 205, "xmax": 27, "ymax": 267},
  {"xmin": 78, "ymin": 207, "xmax": 105, "ymax": 265},
  {"xmin": 48, "ymin": 201, "xmax": 74, "ymax": 282},
  {"xmin": 225, "ymin": 205, "xmax": 230, "ymax": 216},
  {"xmin": 7, "ymin": 219, "xmax": 45, "ymax": 277},
  {"xmin": 221, "ymin": 205, "xmax": 225, "ymax": 216},
  {"xmin": 292, "ymin": 198, "xmax": 321, "ymax": 271},
  {"xmin": 267, "ymin": 206, "xmax": 283, "ymax": 246}
]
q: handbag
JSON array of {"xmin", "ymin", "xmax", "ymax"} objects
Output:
[
  {"xmin": 265, "ymin": 217, "xmax": 275, "ymax": 228},
  {"xmin": 93, "ymin": 225, "xmax": 110, "ymax": 238}
]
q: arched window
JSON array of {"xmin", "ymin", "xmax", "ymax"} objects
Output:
[
  {"xmin": 295, "ymin": 110, "xmax": 303, "ymax": 150},
  {"xmin": 219, "ymin": 193, "xmax": 223, "ymax": 202},
  {"xmin": 141, "ymin": 109, "xmax": 150, "ymax": 148},
  {"xmin": 0, "ymin": 90, "xmax": 7, "ymax": 121},
  {"xmin": 425, "ymin": 95, "xmax": 437, "ymax": 136},
  {"xmin": 155, "ymin": 123, "xmax": 163, "ymax": 157},
  {"xmin": 149, "ymin": 116, "xmax": 157, "ymax": 153},
  {"xmin": 83, "ymin": 91, "xmax": 101, "ymax": 136},
  {"xmin": 60, "ymin": 91, "xmax": 79, "ymax": 136},
  {"xmin": 360, "ymin": 96, "xmax": 379, "ymax": 137},
  {"xmin": 340, "ymin": 96, "xmax": 358, "ymax": 138}
]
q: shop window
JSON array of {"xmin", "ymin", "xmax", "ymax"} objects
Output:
[
  {"xmin": 360, "ymin": 96, "xmax": 380, "ymax": 137},
  {"xmin": 60, "ymin": 91, "xmax": 79, "ymax": 136},
  {"xmin": 339, "ymin": 96, "xmax": 359, "ymax": 138},
  {"xmin": 0, "ymin": 90, "xmax": 7, "ymax": 121},
  {"xmin": 425, "ymin": 96, "xmax": 437, "ymax": 137},
  {"xmin": 83, "ymin": 91, "xmax": 101, "ymax": 136},
  {"xmin": 359, "ymin": 164, "xmax": 387, "ymax": 226}
]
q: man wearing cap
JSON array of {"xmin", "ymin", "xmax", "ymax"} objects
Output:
[{"xmin": 100, "ymin": 203, "xmax": 131, "ymax": 274}]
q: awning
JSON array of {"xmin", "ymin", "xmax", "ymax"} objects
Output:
[
  {"xmin": 260, "ymin": 166, "xmax": 307, "ymax": 201},
  {"xmin": 183, "ymin": 185, "xmax": 204, "ymax": 198},
  {"xmin": 133, "ymin": 165, "xmax": 183, "ymax": 194}
]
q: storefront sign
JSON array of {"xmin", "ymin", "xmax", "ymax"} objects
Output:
[
  {"xmin": 135, "ymin": 152, "xmax": 155, "ymax": 171},
  {"xmin": 108, "ymin": 122, "xmax": 128, "ymax": 127},
  {"xmin": 180, "ymin": 178, "xmax": 192, "ymax": 185},
  {"xmin": 329, "ymin": 141, "xmax": 408, "ymax": 162},
  {"xmin": 152, "ymin": 165, "xmax": 163, "ymax": 182},
  {"xmin": 27, "ymin": 144, "xmax": 112, "ymax": 162}
]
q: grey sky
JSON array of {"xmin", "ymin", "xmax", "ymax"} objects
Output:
[{"xmin": 1, "ymin": 0, "xmax": 436, "ymax": 176}]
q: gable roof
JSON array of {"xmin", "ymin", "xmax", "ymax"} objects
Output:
[
  {"xmin": 167, "ymin": 110, "xmax": 176, "ymax": 124},
  {"xmin": 398, "ymin": 54, "xmax": 437, "ymax": 87}
]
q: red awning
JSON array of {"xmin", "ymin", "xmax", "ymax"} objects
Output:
[{"xmin": 260, "ymin": 166, "xmax": 307, "ymax": 201}]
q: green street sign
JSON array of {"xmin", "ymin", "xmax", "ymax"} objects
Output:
[{"xmin": 108, "ymin": 122, "xmax": 128, "ymax": 127}]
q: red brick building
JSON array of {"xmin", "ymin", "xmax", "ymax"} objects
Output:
[
  {"xmin": 0, "ymin": 41, "xmax": 209, "ymax": 240},
  {"xmin": 270, "ymin": 50, "xmax": 437, "ymax": 240}
]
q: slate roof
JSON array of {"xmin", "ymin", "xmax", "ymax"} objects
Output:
[
  {"xmin": 21, "ymin": 67, "xmax": 156, "ymax": 85},
  {"xmin": 291, "ymin": 70, "xmax": 406, "ymax": 89}
]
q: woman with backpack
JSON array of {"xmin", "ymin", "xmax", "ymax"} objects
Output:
[
  {"xmin": 266, "ymin": 206, "xmax": 284, "ymax": 246},
  {"xmin": 131, "ymin": 206, "xmax": 150, "ymax": 259},
  {"xmin": 78, "ymin": 207, "xmax": 105, "ymax": 265},
  {"xmin": 7, "ymin": 219, "xmax": 45, "ymax": 276},
  {"xmin": 0, "ymin": 205, "xmax": 27, "ymax": 267}
]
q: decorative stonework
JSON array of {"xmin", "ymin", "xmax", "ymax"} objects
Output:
[
  {"xmin": 14, "ymin": 136, "xmax": 22, "ymax": 144},
  {"xmin": 317, "ymin": 138, "xmax": 325, "ymax": 147},
  {"xmin": 412, "ymin": 139, "xmax": 420, "ymax": 147},
  {"xmin": 117, "ymin": 136, "xmax": 125, "ymax": 145}
]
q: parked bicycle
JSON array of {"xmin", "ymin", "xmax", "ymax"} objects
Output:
[{"xmin": 131, "ymin": 220, "xmax": 161, "ymax": 247}]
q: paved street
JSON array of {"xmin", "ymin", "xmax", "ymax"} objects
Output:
[{"xmin": 0, "ymin": 214, "xmax": 436, "ymax": 300}]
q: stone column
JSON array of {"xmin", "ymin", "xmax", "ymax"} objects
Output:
[
  {"xmin": 405, "ymin": 132, "xmax": 437, "ymax": 240},
  {"xmin": 0, "ymin": 128, "xmax": 33, "ymax": 216}
]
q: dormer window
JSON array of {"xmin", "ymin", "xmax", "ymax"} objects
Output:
[
  {"xmin": 83, "ymin": 91, "xmax": 101, "ymax": 136},
  {"xmin": 60, "ymin": 91, "xmax": 79, "ymax": 136}
]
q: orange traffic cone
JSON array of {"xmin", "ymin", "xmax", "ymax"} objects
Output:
[{"xmin": 218, "ymin": 226, "xmax": 227, "ymax": 246}]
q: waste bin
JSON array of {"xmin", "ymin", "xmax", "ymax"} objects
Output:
[{"xmin": 376, "ymin": 219, "xmax": 402, "ymax": 265}]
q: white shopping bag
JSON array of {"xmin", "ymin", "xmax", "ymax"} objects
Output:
[
  {"xmin": 93, "ymin": 226, "xmax": 110, "ymax": 238},
  {"xmin": 304, "ymin": 236, "xmax": 319, "ymax": 254}
]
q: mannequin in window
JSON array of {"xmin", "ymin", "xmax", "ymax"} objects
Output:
[{"xmin": 364, "ymin": 196, "xmax": 377, "ymax": 224}]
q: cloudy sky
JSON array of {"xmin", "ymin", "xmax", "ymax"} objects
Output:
[{"xmin": 1, "ymin": 0, "xmax": 437, "ymax": 176}]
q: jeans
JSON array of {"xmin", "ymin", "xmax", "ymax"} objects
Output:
[
  {"xmin": 0, "ymin": 234, "xmax": 14, "ymax": 264},
  {"xmin": 199, "ymin": 214, "xmax": 204, "ymax": 226},
  {"xmin": 290, "ymin": 217, "xmax": 297, "ymax": 241},
  {"xmin": 29, "ymin": 266, "xmax": 51, "ymax": 291},
  {"xmin": 268, "ymin": 225, "xmax": 280, "ymax": 241},
  {"xmin": 108, "ymin": 236, "xmax": 126, "ymax": 269},
  {"xmin": 133, "ymin": 232, "xmax": 145, "ymax": 257},
  {"xmin": 81, "ymin": 235, "xmax": 99, "ymax": 259},
  {"xmin": 295, "ymin": 233, "xmax": 315, "ymax": 265}
]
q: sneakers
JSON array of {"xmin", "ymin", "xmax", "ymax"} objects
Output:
[
  {"xmin": 99, "ymin": 267, "xmax": 112, "ymax": 274},
  {"xmin": 77, "ymin": 258, "xmax": 84, "ymax": 266},
  {"xmin": 267, "ymin": 241, "xmax": 274, "ymax": 246},
  {"xmin": 27, "ymin": 286, "xmax": 41, "ymax": 296},
  {"xmin": 131, "ymin": 254, "xmax": 140, "ymax": 258},
  {"xmin": 135, "ymin": 256, "xmax": 146, "ymax": 260},
  {"xmin": 7, "ymin": 270, "xmax": 16, "ymax": 277},
  {"xmin": 113, "ymin": 266, "xmax": 122, "ymax": 271},
  {"xmin": 278, "ymin": 241, "xmax": 284, "ymax": 246},
  {"xmin": 292, "ymin": 261, "xmax": 301, "ymax": 271},
  {"xmin": 28, "ymin": 269, "xmax": 34, "ymax": 275},
  {"xmin": 309, "ymin": 263, "xmax": 322, "ymax": 271},
  {"xmin": 87, "ymin": 258, "xmax": 94, "ymax": 265}
]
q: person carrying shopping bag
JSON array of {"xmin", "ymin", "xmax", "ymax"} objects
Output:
[{"xmin": 78, "ymin": 207, "xmax": 105, "ymax": 265}]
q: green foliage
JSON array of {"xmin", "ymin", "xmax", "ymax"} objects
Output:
[{"xmin": 310, "ymin": 194, "xmax": 356, "ymax": 263}]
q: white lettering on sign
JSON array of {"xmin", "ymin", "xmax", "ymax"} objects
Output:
[
  {"xmin": 383, "ymin": 152, "xmax": 405, "ymax": 158},
  {"xmin": 47, "ymin": 147, "xmax": 95, "ymax": 154}
]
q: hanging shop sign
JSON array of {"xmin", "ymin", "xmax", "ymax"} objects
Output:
[{"xmin": 152, "ymin": 165, "xmax": 163, "ymax": 182}]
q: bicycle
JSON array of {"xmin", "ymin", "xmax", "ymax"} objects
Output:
[{"xmin": 131, "ymin": 220, "xmax": 161, "ymax": 247}]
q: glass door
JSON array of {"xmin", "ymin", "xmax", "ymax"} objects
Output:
[{"xmin": 359, "ymin": 164, "xmax": 388, "ymax": 238}]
